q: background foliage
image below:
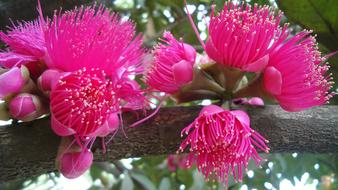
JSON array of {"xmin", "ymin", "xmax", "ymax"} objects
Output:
[{"xmin": 0, "ymin": 0, "xmax": 337, "ymax": 189}]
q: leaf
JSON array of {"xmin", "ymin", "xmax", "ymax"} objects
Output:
[
  {"xmin": 130, "ymin": 172, "xmax": 157, "ymax": 190},
  {"xmin": 277, "ymin": 0, "xmax": 338, "ymax": 52},
  {"xmin": 121, "ymin": 172, "xmax": 134, "ymax": 190},
  {"xmin": 159, "ymin": 177, "xmax": 171, "ymax": 190},
  {"xmin": 90, "ymin": 163, "xmax": 102, "ymax": 181},
  {"xmin": 188, "ymin": 170, "xmax": 205, "ymax": 190}
]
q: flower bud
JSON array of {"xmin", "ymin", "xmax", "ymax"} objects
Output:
[
  {"xmin": 0, "ymin": 66, "xmax": 29, "ymax": 99},
  {"xmin": 59, "ymin": 148, "xmax": 93, "ymax": 179},
  {"xmin": 247, "ymin": 97, "xmax": 264, "ymax": 106},
  {"xmin": 9, "ymin": 93, "xmax": 46, "ymax": 121},
  {"xmin": 37, "ymin": 69, "xmax": 61, "ymax": 95},
  {"xmin": 232, "ymin": 97, "xmax": 264, "ymax": 106}
]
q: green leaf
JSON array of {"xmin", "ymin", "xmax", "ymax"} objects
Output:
[
  {"xmin": 188, "ymin": 170, "xmax": 205, "ymax": 190},
  {"xmin": 277, "ymin": 0, "xmax": 338, "ymax": 52},
  {"xmin": 121, "ymin": 172, "xmax": 134, "ymax": 190},
  {"xmin": 130, "ymin": 172, "xmax": 157, "ymax": 190},
  {"xmin": 90, "ymin": 164, "xmax": 103, "ymax": 181},
  {"xmin": 159, "ymin": 177, "xmax": 171, "ymax": 190}
]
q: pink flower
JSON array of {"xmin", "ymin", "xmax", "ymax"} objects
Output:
[
  {"xmin": 205, "ymin": 2, "xmax": 287, "ymax": 72},
  {"xmin": 50, "ymin": 68, "xmax": 119, "ymax": 137},
  {"xmin": 146, "ymin": 32, "xmax": 196, "ymax": 94},
  {"xmin": 263, "ymin": 31, "xmax": 335, "ymax": 112},
  {"xmin": 178, "ymin": 105, "xmax": 269, "ymax": 185},
  {"xmin": 45, "ymin": 5, "xmax": 148, "ymax": 140},
  {"xmin": 0, "ymin": 20, "xmax": 46, "ymax": 68},
  {"xmin": 43, "ymin": 5, "xmax": 143, "ymax": 78},
  {"xmin": 9, "ymin": 93, "xmax": 46, "ymax": 121},
  {"xmin": 59, "ymin": 148, "xmax": 93, "ymax": 179},
  {"xmin": 0, "ymin": 66, "xmax": 29, "ymax": 99}
]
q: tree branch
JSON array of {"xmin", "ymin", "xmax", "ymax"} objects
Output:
[{"xmin": 0, "ymin": 105, "xmax": 338, "ymax": 182}]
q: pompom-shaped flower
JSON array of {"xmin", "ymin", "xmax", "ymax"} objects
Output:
[
  {"xmin": 178, "ymin": 105, "xmax": 269, "ymax": 185},
  {"xmin": 146, "ymin": 32, "xmax": 196, "ymax": 94},
  {"xmin": 50, "ymin": 68, "xmax": 119, "ymax": 137},
  {"xmin": 206, "ymin": 2, "xmax": 287, "ymax": 72},
  {"xmin": 0, "ymin": 20, "xmax": 45, "ymax": 69},
  {"xmin": 44, "ymin": 6, "xmax": 143, "ymax": 78},
  {"xmin": 263, "ymin": 31, "xmax": 335, "ymax": 112}
]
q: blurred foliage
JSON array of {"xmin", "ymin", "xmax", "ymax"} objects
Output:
[
  {"xmin": 2, "ymin": 153, "xmax": 337, "ymax": 190},
  {"xmin": 1, "ymin": 0, "xmax": 338, "ymax": 190}
]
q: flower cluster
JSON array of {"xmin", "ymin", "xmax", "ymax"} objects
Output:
[
  {"xmin": 167, "ymin": 0, "xmax": 333, "ymax": 186},
  {"xmin": 0, "ymin": 0, "xmax": 335, "ymax": 186},
  {"xmin": 0, "ymin": 4, "xmax": 146, "ymax": 178}
]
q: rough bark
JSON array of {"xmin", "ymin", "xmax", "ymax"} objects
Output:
[{"xmin": 0, "ymin": 105, "xmax": 338, "ymax": 182}]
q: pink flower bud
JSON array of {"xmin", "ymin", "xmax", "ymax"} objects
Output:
[
  {"xmin": 232, "ymin": 97, "xmax": 264, "ymax": 106},
  {"xmin": 0, "ymin": 66, "xmax": 29, "ymax": 99},
  {"xmin": 9, "ymin": 93, "xmax": 45, "ymax": 121},
  {"xmin": 37, "ymin": 69, "xmax": 61, "ymax": 94},
  {"xmin": 247, "ymin": 97, "xmax": 264, "ymax": 106},
  {"xmin": 59, "ymin": 149, "xmax": 93, "ymax": 179}
]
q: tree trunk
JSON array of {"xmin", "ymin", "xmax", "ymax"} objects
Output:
[{"xmin": 0, "ymin": 105, "xmax": 337, "ymax": 182}]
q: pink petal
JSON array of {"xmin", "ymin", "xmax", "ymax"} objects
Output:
[
  {"xmin": 243, "ymin": 54, "xmax": 269, "ymax": 72},
  {"xmin": 88, "ymin": 113, "xmax": 119, "ymax": 137},
  {"xmin": 37, "ymin": 69, "xmax": 61, "ymax": 92},
  {"xmin": 264, "ymin": 66, "xmax": 282, "ymax": 95},
  {"xmin": 172, "ymin": 60, "xmax": 194, "ymax": 85},
  {"xmin": 182, "ymin": 43, "xmax": 196, "ymax": 63},
  {"xmin": 0, "ymin": 52, "xmax": 36, "ymax": 68},
  {"xmin": 51, "ymin": 114, "xmax": 76, "ymax": 136},
  {"xmin": 200, "ymin": 105, "xmax": 224, "ymax": 116},
  {"xmin": 231, "ymin": 110, "xmax": 250, "ymax": 127}
]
